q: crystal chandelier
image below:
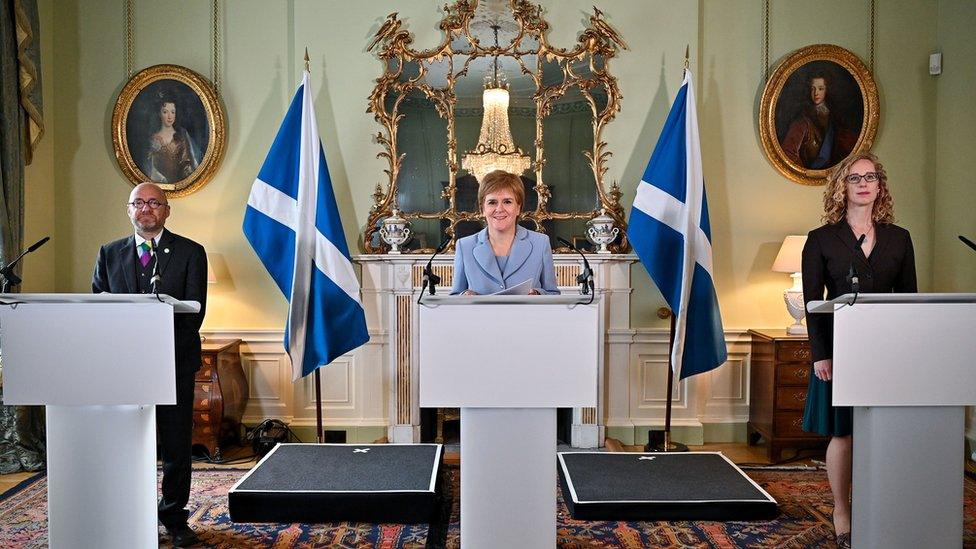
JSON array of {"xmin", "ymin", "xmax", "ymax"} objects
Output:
[{"xmin": 461, "ymin": 25, "xmax": 532, "ymax": 182}]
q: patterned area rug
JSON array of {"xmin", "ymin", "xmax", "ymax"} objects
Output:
[{"xmin": 1, "ymin": 466, "xmax": 975, "ymax": 548}]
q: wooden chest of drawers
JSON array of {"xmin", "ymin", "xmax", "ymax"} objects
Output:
[
  {"xmin": 193, "ymin": 339, "xmax": 248, "ymax": 461},
  {"xmin": 747, "ymin": 329, "xmax": 827, "ymax": 462}
]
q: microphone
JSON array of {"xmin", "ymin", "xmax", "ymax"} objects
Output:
[
  {"xmin": 557, "ymin": 237, "xmax": 594, "ymax": 297},
  {"xmin": 960, "ymin": 235, "xmax": 976, "ymax": 254},
  {"xmin": 848, "ymin": 233, "xmax": 867, "ymax": 305},
  {"xmin": 26, "ymin": 236, "xmax": 50, "ymax": 253},
  {"xmin": 147, "ymin": 238, "xmax": 162, "ymax": 295},
  {"xmin": 418, "ymin": 238, "xmax": 450, "ymax": 304},
  {"xmin": 0, "ymin": 236, "xmax": 51, "ymax": 293}
]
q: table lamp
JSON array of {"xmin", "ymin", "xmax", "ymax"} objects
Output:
[{"xmin": 772, "ymin": 235, "xmax": 807, "ymax": 335}]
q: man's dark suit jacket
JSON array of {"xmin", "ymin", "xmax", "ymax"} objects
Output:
[
  {"xmin": 801, "ymin": 221, "xmax": 917, "ymax": 363},
  {"xmin": 92, "ymin": 229, "xmax": 208, "ymax": 376}
]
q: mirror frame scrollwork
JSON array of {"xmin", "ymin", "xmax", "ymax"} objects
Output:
[{"xmin": 363, "ymin": 0, "xmax": 629, "ymax": 253}]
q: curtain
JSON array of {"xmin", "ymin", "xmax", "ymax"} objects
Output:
[{"xmin": 0, "ymin": 0, "xmax": 45, "ymax": 474}]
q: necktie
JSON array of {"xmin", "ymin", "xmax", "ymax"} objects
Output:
[{"xmin": 138, "ymin": 241, "xmax": 152, "ymax": 268}]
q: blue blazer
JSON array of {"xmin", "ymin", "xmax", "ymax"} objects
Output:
[{"xmin": 451, "ymin": 226, "xmax": 560, "ymax": 295}]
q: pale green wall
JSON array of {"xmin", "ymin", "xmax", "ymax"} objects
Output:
[
  {"xmin": 934, "ymin": 1, "xmax": 976, "ymax": 292},
  {"xmin": 696, "ymin": 0, "xmax": 939, "ymax": 331},
  {"xmin": 25, "ymin": 0, "xmax": 973, "ymax": 333},
  {"xmin": 22, "ymin": 0, "xmax": 54, "ymax": 293}
]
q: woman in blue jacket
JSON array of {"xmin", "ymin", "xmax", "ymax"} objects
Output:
[{"xmin": 451, "ymin": 170, "xmax": 559, "ymax": 295}]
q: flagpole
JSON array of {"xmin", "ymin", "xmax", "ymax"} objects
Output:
[
  {"xmin": 646, "ymin": 309, "xmax": 688, "ymax": 453},
  {"xmin": 644, "ymin": 44, "xmax": 691, "ymax": 452},
  {"xmin": 304, "ymin": 45, "xmax": 324, "ymax": 444},
  {"xmin": 651, "ymin": 43, "xmax": 692, "ymax": 454},
  {"xmin": 631, "ymin": 45, "xmax": 723, "ymax": 453},
  {"xmin": 315, "ymin": 369, "xmax": 323, "ymax": 443}
]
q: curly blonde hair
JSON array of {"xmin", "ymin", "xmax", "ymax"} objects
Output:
[{"xmin": 821, "ymin": 152, "xmax": 895, "ymax": 224}]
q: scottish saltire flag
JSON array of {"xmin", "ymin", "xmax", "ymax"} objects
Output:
[
  {"xmin": 628, "ymin": 69, "xmax": 727, "ymax": 380},
  {"xmin": 243, "ymin": 70, "xmax": 369, "ymax": 381}
]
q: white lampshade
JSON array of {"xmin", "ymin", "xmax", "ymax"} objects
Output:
[{"xmin": 772, "ymin": 236, "xmax": 807, "ymax": 273}]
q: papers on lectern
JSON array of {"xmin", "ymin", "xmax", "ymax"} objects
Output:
[{"xmin": 489, "ymin": 279, "xmax": 533, "ymax": 296}]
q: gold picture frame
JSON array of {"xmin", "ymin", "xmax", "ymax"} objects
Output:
[
  {"xmin": 759, "ymin": 44, "xmax": 879, "ymax": 186},
  {"xmin": 111, "ymin": 64, "xmax": 226, "ymax": 198}
]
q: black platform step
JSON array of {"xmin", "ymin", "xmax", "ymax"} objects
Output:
[
  {"xmin": 557, "ymin": 451, "xmax": 778, "ymax": 521},
  {"xmin": 229, "ymin": 443, "xmax": 443, "ymax": 523}
]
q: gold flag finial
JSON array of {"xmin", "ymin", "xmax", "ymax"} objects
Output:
[
  {"xmin": 304, "ymin": 47, "xmax": 310, "ymax": 72},
  {"xmin": 684, "ymin": 45, "xmax": 690, "ymax": 72}
]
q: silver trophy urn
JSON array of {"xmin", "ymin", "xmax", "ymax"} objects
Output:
[
  {"xmin": 379, "ymin": 208, "xmax": 411, "ymax": 254},
  {"xmin": 586, "ymin": 208, "xmax": 619, "ymax": 254}
]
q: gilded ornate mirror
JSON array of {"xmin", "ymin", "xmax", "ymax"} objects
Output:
[{"xmin": 364, "ymin": 0, "xmax": 628, "ymax": 253}]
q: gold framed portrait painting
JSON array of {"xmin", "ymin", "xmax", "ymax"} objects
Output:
[
  {"xmin": 112, "ymin": 64, "xmax": 226, "ymax": 198},
  {"xmin": 759, "ymin": 44, "xmax": 879, "ymax": 186}
]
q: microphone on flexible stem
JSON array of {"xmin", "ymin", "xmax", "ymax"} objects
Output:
[
  {"xmin": 959, "ymin": 235, "xmax": 976, "ymax": 254},
  {"xmin": 557, "ymin": 237, "xmax": 594, "ymax": 303},
  {"xmin": 418, "ymin": 239, "xmax": 451, "ymax": 304},
  {"xmin": 0, "ymin": 236, "xmax": 50, "ymax": 293},
  {"xmin": 847, "ymin": 233, "xmax": 867, "ymax": 305}
]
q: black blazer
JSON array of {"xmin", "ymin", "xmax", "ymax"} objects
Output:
[
  {"xmin": 801, "ymin": 221, "xmax": 917, "ymax": 362},
  {"xmin": 92, "ymin": 229, "xmax": 208, "ymax": 376}
]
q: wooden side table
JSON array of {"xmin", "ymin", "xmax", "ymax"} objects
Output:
[
  {"xmin": 193, "ymin": 339, "xmax": 249, "ymax": 460},
  {"xmin": 747, "ymin": 329, "xmax": 827, "ymax": 462}
]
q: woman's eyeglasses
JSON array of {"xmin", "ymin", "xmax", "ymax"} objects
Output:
[{"xmin": 845, "ymin": 172, "xmax": 879, "ymax": 184}]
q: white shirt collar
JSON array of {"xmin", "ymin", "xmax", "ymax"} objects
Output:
[{"xmin": 134, "ymin": 229, "xmax": 164, "ymax": 249}]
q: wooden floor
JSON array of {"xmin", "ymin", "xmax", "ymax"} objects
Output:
[{"xmin": 0, "ymin": 470, "xmax": 35, "ymax": 495}]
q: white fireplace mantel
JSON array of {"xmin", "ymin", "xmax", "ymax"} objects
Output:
[
  {"xmin": 354, "ymin": 252, "xmax": 636, "ymax": 448},
  {"xmin": 211, "ymin": 254, "xmax": 753, "ymax": 447}
]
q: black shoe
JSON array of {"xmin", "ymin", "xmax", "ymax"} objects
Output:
[{"xmin": 165, "ymin": 523, "xmax": 200, "ymax": 547}]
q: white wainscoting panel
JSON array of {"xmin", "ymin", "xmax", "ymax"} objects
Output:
[
  {"xmin": 303, "ymin": 359, "xmax": 351, "ymax": 407},
  {"xmin": 206, "ymin": 325, "xmax": 754, "ymax": 441},
  {"xmin": 701, "ymin": 334, "xmax": 753, "ymax": 424}
]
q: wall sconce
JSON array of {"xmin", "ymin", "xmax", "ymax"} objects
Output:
[{"xmin": 772, "ymin": 235, "xmax": 807, "ymax": 335}]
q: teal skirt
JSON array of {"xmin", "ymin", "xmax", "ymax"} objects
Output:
[{"xmin": 801, "ymin": 366, "xmax": 852, "ymax": 437}]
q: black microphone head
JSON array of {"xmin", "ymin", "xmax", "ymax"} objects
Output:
[
  {"xmin": 857, "ymin": 233, "xmax": 866, "ymax": 245},
  {"xmin": 426, "ymin": 239, "xmax": 450, "ymax": 271},
  {"xmin": 960, "ymin": 235, "xmax": 976, "ymax": 252},
  {"xmin": 27, "ymin": 236, "xmax": 50, "ymax": 253},
  {"xmin": 556, "ymin": 236, "xmax": 572, "ymax": 248}
]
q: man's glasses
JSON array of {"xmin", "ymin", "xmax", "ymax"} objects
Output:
[
  {"xmin": 127, "ymin": 199, "xmax": 168, "ymax": 210},
  {"xmin": 845, "ymin": 172, "xmax": 879, "ymax": 184}
]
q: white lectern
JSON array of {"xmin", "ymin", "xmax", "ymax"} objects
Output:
[
  {"xmin": 420, "ymin": 295, "xmax": 598, "ymax": 549},
  {"xmin": 0, "ymin": 293, "xmax": 200, "ymax": 549},
  {"xmin": 808, "ymin": 293, "xmax": 976, "ymax": 549}
]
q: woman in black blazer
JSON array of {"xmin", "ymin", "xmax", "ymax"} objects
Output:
[{"xmin": 801, "ymin": 152, "xmax": 917, "ymax": 547}]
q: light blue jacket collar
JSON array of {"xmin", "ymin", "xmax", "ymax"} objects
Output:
[{"xmin": 472, "ymin": 226, "xmax": 533, "ymax": 285}]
